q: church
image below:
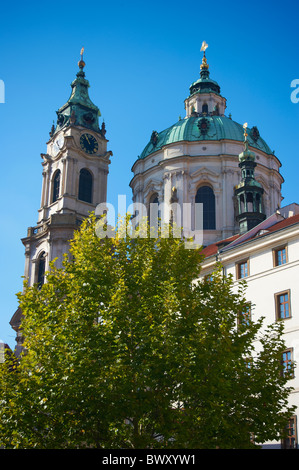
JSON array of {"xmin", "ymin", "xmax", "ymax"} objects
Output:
[{"xmin": 9, "ymin": 44, "xmax": 299, "ymax": 448}]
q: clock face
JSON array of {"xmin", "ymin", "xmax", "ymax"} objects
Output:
[
  {"xmin": 52, "ymin": 135, "xmax": 64, "ymax": 156},
  {"xmin": 80, "ymin": 133, "xmax": 98, "ymax": 154}
]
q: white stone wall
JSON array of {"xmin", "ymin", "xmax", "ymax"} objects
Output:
[{"xmin": 201, "ymin": 221, "xmax": 299, "ymax": 448}]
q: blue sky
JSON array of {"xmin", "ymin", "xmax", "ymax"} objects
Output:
[{"xmin": 0, "ymin": 0, "xmax": 298, "ymax": 347}]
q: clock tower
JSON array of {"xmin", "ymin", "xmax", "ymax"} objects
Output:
[{"xmin": 10, "ymin": 51, "xmax": 112, "ymax": 354}]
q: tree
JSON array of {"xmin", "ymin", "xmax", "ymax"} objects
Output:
[{"xmin": 0, "ymin": 215, "xmax": 295, "ymax": 448}]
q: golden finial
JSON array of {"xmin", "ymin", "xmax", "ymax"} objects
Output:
[
  {"xmin": 242, "ymin": 122, "xmax": 250, "ymax": 153},
  {"xmin": 243, "ymin": 122, "xmax": 248, "ymax": 140},
  {"xmin": 78, "ymin": 47, "xmax": 85, "ymax": 69},
  {"xmin": 200, "ymin": 41, "xmax": 209, "ymax": 70}
]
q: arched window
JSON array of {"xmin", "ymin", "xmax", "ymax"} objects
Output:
[
  {"xmin": 150, "ymin": 194, "xmax": 159, "ymax": 205},
  {"xmin": 37, "ymin": 252, "xmax": 46, "ymax": 289},
  {"xmin": 148, "ymin": 193, "xmax": 160, "ymax": 227},
  {"xmin": 78, "ymin": 168, "xmax": 93, "ymax": 203},
  {"xmin": 255, "ymin": 193, "xmax": 261, "ymax": 212},
  {"xmin": 247, "ymin": 192, "xmax": 253, "ymax": 212},
  {"xmin": 239, "ymin": 194, "xmax": 245, "ymax": 214},
  {"xmin": 195, "ymin": 186, "xmax": 216, "ymax": 230},
  {"xmin": 52, "ymin": 170, "xmax": 61, "ymax": 203},
  {"xmin": 202, "ymin": 103, "xmax": 208, "ymax": 114}
]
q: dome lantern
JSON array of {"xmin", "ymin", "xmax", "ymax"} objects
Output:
[{"xmin": 185, "ymin": 42, "xmax": 226, "ymax": 118}]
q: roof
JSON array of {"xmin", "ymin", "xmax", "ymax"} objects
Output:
[
  {"xmin": 263, "ymin": 213, "xmax": 299, "ymax": 234},
  {"xmin": 201, "ymin": 235, "xmax": 240, "ymax": 258},
  {"xmin": 138, "ymin": 115, "xmax": 273, "ymax": 160},
  {"xmin": 189, "ymin": 75, "xmax": 221, "ymax": 96},
  {"xmin": 52, "ymin": 64, "xmax": 101, "ymax": 136},
  {"xmin": 201, "ymin": 211, "xmax": 299, "ymax": 259}
]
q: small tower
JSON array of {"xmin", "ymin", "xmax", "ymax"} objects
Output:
[
  {"xmin": 184, "ymin": 41, "xmax": 227, "ymax": 118},
  {"xmin": 10, "ymin": 50, "xmax": 112, "ymax": 355},
  {"xmin": 235, "ymin": 123, "xmax": 266, "ymax": 234}
]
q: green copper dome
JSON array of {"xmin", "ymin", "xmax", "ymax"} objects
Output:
[
  {"xmin": 138, "ymin": 115, "xmax": 273, "ymax": 159},
  {"xmin": 138, "ymin": 45, "xmax": 273, "ymax": 161}
]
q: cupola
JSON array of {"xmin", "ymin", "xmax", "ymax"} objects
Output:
[
  {"xmin": 185, "ymin": 41, "xmax": 226, "ymax": 118},
  {"xmin": 51, "ymin": 48, "xmax": 101, "ymax": 136}
]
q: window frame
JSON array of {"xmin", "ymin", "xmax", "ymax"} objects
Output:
[
  {"xmin": 273, "ymin": 245, "xmax": 288, "ymax": 267},
  {"xmin": 195, "ymin": 185, "xmax": 216, "ymax": 230},
  {"xmin": 36, "ymin": 251, "xmax": 46, "ymax": 289},
  {"xmin": 202, "ymin": 103, "xmax": 208, "ymax": 114},
  {"xmin": 148, "ymin": 193, "xmax": 160, "ymax": 228},
  {"xmin": 282, "ymin": 416, "xmax": 298, "ymax": 449},
  {"xmin": 281, "ymin": 348, "xmax": 294, "ymax": 379},
  {"xmin": 275, "ymin": 289, "xmax": 291, "ymax": 321},
  {"xmin": 78, "ymin": 168, "xmax": 93, "ymax": 204},
  {"xmin": 52, "ymin": 169, "xmax": 61, "ymax": 203},
  {"xmin": 236, "ymin": 259, "xmax": 250, "ymax": 280},
  {"xmin": 238, "ymin": 303, "xmax": 251, "ymax": 327}
]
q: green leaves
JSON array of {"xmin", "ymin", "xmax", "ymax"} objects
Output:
[{"xmin": 0, "ymin": 215, "xmax": 294, "ymax": 448}]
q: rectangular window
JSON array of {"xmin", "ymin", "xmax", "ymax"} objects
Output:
[
  {"xmin": 273, "ymin": 246, "xmax": 288, "ymax": 267},
  {"xmin": 238, "ymin": 304, "xmax": 251, "ymax": 326},
  {"xmin": 281, "ymin": 349, "xmax": 294, "ymax": 378},
  {"xmin": 282, "ymin": 416, "xmax": 297, "ymax": 449},
  {"xmin": 236, "ymin": 260, "xmax": 249, "ymax": 280},
  {"xmin": 275, "ymin": 290, "xmax": 291, "ymax": 320}
]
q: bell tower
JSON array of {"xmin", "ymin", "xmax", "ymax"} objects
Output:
[
  {"xmin": 10, "ymin": 50, "xmax": 112, "ymax": 353},
  {"xmin": 235, "ymin": 123, "xmax": 266, "ymax": 234}
]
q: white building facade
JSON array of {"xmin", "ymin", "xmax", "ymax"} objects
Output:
[{"xmin": 201, "ymin": 204, "xmax": 299, "ymax": 448}]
